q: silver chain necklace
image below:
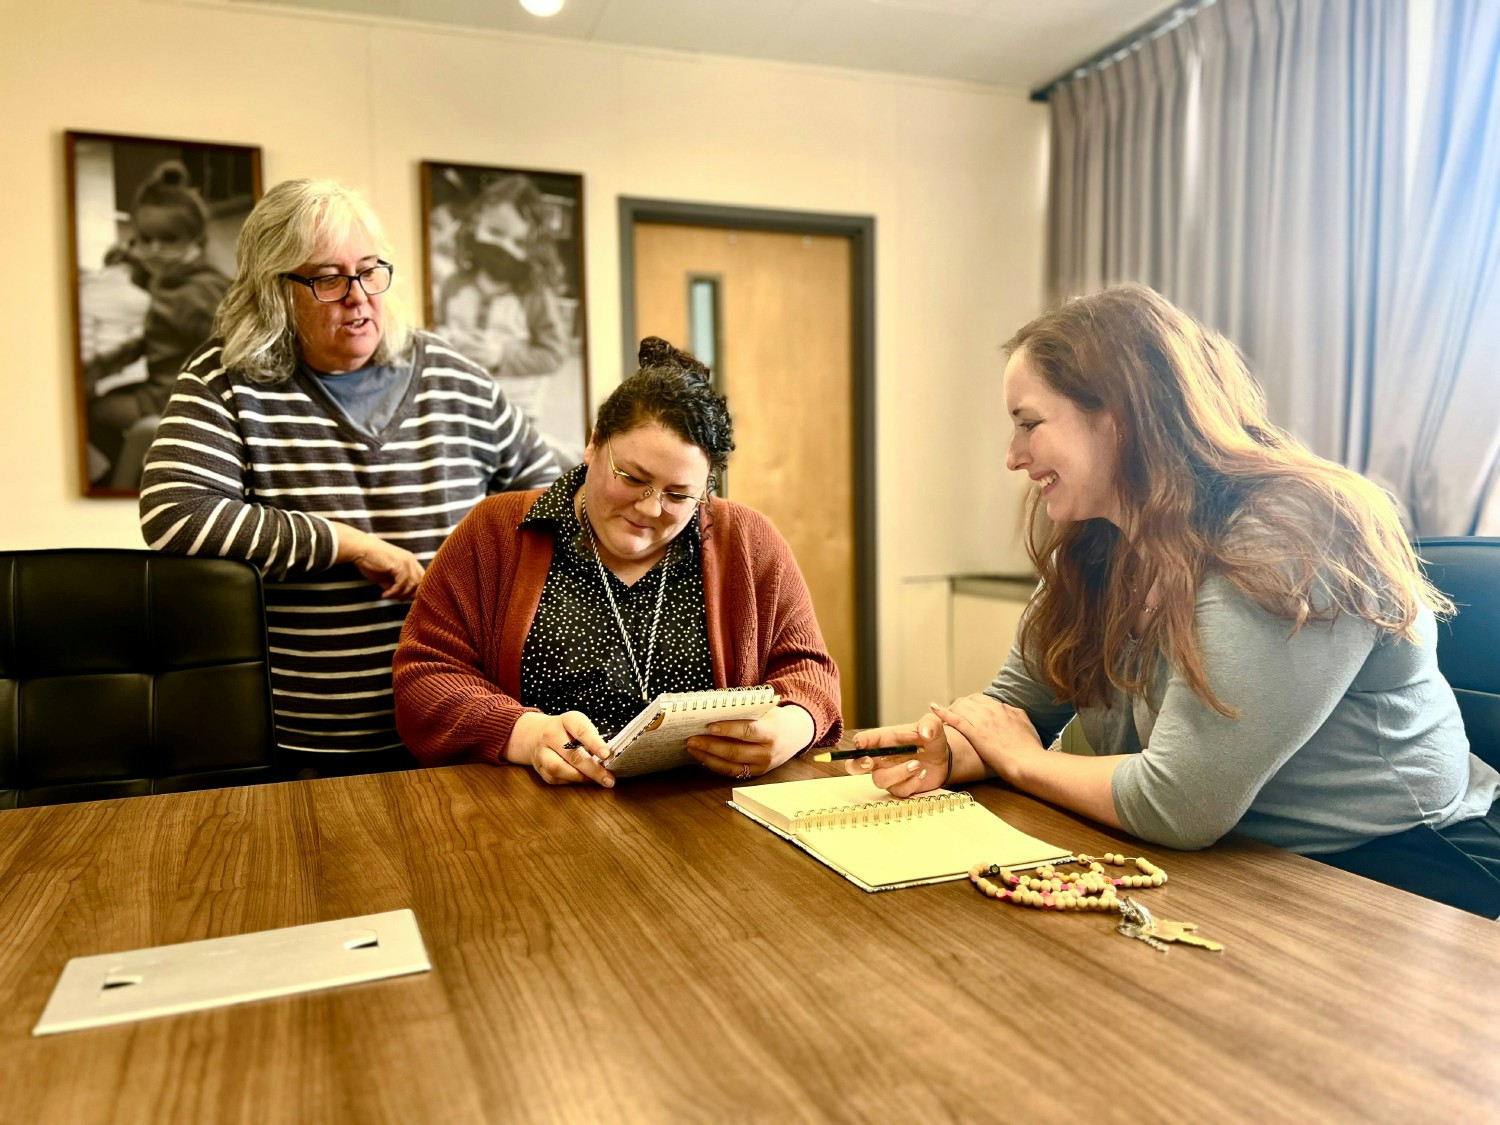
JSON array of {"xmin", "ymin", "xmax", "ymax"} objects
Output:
[{"xmin": 580, "ymin": 494, "xmax": 672, "ymax": 701}]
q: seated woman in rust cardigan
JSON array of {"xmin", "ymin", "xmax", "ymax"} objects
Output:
[{"xmin": 393, "ymin": 337, "xmax": 842, "ymax": 787}]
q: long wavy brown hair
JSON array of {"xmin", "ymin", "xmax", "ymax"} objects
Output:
[{"xmin": 1009, "ymin": 285, "xmax": 1450, "ymax": 717}]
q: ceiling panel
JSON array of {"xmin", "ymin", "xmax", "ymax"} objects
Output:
[
  {"xmin": 233, "ymin": 0, "xmax": 1186, "ymax": 90},
  {"xmin": 758, "ymin": 0, "xmax": 968, "ymax": 75},
  {"xmin": 588, "ymin": 0, "xmax": 804, "ymax": 55},
  {"xmin": 952, "ymin": 0, "xmax": 1188, "ymax": 85}
]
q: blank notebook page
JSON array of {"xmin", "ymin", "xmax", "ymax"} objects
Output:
[
  {"xmin": 730, "ymin": 774, "xmax": 1072, "ymax": 891},
  {"xmin": 798, "ymin": 802, "xmax": 1070, "ymax": 889}
]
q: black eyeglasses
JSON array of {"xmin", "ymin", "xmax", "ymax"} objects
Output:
[{"xmin": 281, "ymin": 260, "xmax": 395, "ymax": 303}]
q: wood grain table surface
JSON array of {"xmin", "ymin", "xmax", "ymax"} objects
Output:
[{"xmin": 2, "ymin": 756, "xmax": 1499, "ymax": 1124}]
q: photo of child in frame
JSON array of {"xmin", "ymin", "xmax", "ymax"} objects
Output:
[
  {"xmin": 422, "ymin": 162, "xmax": 589, "ymax": 467},
  {"xmin": 67, "ymin": 132, "xmax": 260, "ymax": 495}
]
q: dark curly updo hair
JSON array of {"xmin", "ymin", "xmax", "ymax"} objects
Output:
[{"xmin": 593, "ymin": 337, "xmax": 735, "ymax": 477}]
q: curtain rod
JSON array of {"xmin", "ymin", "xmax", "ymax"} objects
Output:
[{"xmin": 1029, "ymin": 0, "xmax": 1220, "ymax": 103}]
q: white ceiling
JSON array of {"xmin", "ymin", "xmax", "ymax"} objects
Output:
[{"xmin": 237, "ymin": 0, "xmax": 1182, "ymax": 91}]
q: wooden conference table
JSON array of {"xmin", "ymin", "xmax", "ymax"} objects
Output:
[{"xmin": 3, "ymin": 757, "xmax": 1500, "ymax": 1122}]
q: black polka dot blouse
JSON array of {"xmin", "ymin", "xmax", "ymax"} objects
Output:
[{"xmin": 519, "ymin": 464, "xmax": 715, "ymax": 739}]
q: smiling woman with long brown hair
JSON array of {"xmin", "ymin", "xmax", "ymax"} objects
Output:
[{"xmin": 856, "ymin": 284, "xmax": 1500, "ymax": 915}]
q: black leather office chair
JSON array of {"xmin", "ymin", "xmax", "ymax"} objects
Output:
[
  {"xmin": 1416, "ymin": 537, "xmax": 1500, "ymax": 770},
  {"xmin": 0, "ymin": 549, "xmax": 279, "ymax": 808}
]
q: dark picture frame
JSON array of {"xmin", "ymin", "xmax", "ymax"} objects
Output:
[
  {"xmin": 65, "ymin": 130, "xmax": 262, "ymax": 497},
  {"xmin": 420, "ymin": 161, "xmax": 589, "ymax": 466}
]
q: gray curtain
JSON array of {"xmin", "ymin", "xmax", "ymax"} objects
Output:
[
  {"xmin": 1364, "ymin": 0, "xmax": 1500, "ymax": 535},
  {"xmin": 1048, "ymin": 0, "xmax": 1408, "ymax": 468}
]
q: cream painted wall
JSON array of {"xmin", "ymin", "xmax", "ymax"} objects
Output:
[{"xmin": 0, "ymin": 0, "xmax": 1046, "ymax": 721}]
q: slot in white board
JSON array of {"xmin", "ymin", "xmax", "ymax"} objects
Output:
[{"xmin": 33, "ymin": 908, "xmax": 430, "ymax": 1036}]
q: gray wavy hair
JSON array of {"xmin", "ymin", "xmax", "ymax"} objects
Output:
[{"xmin": 215, "ymin": 178, "xmax": 414, "ymax": 384}]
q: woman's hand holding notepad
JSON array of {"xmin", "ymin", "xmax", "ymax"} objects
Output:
[
  {"xmin": 602, "ymin": 686, "xmax": 781, "ymax": 778},
  {"xmin": 685, "ymin": 703, "xmax": 816, "ymax": 781}
]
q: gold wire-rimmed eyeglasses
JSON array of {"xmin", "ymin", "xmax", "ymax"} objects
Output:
[{"xmin": 606, "ymin": 439, "xmax": 709, "ymax": 510}]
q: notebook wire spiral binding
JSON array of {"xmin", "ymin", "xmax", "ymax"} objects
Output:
[
  {"xmin": 640, "ymin": 685, "xmax": 775, "ymax": 732},
  {"xmin": 662, "ymin": 685, "xmax": 775, "ymax": 712},
  {"xmin": 789, "ymin": 791, "xmax": 974, "ymax": 832}
]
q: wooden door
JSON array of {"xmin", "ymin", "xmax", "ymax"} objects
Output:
[{"xmin": 632, "ymin": 223, "xmax": 858, "ymax": 719}]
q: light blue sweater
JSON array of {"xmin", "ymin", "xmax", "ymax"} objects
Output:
[{"xmin": 987, "ymin": 574, "xmax": 1500, "ymax": 854}]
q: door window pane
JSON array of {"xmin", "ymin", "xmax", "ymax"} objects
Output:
[{"xmin": 689, "ymin": 277, "xmax": 719, "ymax": 376}]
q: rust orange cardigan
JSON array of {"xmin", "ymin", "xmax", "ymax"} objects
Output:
[{"xmin": 393, "ymin": 488, "xmax": 843, "ymax": 765}]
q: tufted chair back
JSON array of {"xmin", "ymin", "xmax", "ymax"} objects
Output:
[
  {"xmin": 1416, "ymin": 537, "xmax": 1500, "ymax": 771},
  {"xmin": 0, "ymin": 549, "xmax": 278, "ymax": 808}
]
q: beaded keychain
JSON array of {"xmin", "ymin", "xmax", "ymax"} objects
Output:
[
  {"xmin": 969, "ymin": 852, "xmax": 1223, "ymax": 951},
  {"xmin": 967, "ymin": 851, "xmax": 1167, "ymax": 912}
]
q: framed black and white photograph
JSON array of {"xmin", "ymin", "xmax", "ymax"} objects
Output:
[
  {"xmin": 421, "ymin": 161, "xmax": 589, "ymax": 466},
  {"xmin": 66, "ymin": 130, "xmax": 261, "ymax": 497}
]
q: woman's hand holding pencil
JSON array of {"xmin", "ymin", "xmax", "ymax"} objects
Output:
[{"xmin": 820, "ymin": 719, "xmax": 953, "ymax": 799}]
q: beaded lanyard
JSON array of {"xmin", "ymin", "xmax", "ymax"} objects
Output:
[
  {"xmin": 969, "ymin": 852, "xmax": 1223, "ymax": 952},
  {"xmin": 968, "ymin": 852, "xmax": 1167, "ymax": 912},
  {"xmin": 580, "ymin": 494, "xmax": 673, "ymax": 701}
]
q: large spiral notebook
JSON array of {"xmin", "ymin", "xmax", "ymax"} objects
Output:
[
  {"xmin": 730, "ymin": 773, "xmax": 1072, "ymax": 892},
  {"xmin": 602, "ymin": 685, "xmax": 780, "ymax": 778}
]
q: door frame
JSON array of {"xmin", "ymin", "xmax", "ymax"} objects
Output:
[{"xmin": 618, "ymin": 198, "xmax": 878, "ymax": 726}]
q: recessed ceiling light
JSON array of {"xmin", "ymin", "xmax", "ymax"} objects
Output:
[{"xmin": 519, "ymin": 0, "xmax": 564, "ymax": 15}]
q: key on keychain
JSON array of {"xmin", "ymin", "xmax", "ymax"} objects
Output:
[
  {"xmin": 1144, "ymin": 915, "xmax": 1224, "ymax": 952},
  {"xmin": 1116, "ymin": 897, "xmax": 1169, "ymax": 953}
]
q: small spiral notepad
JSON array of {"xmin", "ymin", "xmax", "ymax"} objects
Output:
[
  {"xmin": 602, "ymin": 685, "xmax": 780, "ymax": 778},
  {"xmin": 730, "ymin": 773, "xmax": 1072, "ymax": 892}
]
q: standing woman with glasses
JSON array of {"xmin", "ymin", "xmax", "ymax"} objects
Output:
[
  {"xmin": 393, "ymin": 337, "xmax": 842, "ymax": 785},
  {"xmin": 140, "ymin": 178, "xmax": 558, "ymax": 776}
]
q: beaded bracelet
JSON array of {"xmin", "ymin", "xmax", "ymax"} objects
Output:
[{"xmin": 968, "ymin": 852, "xmax": 1168, "ymax": 911}]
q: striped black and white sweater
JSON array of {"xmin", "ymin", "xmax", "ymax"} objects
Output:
[{"xmin": 139, "ymin": 332, "xmax": 560, "ymax": 754}]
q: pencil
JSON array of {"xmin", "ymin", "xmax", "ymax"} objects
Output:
[{"xmin": 808, "ymin": 745, "xmax": 920, "ymax": 763}]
